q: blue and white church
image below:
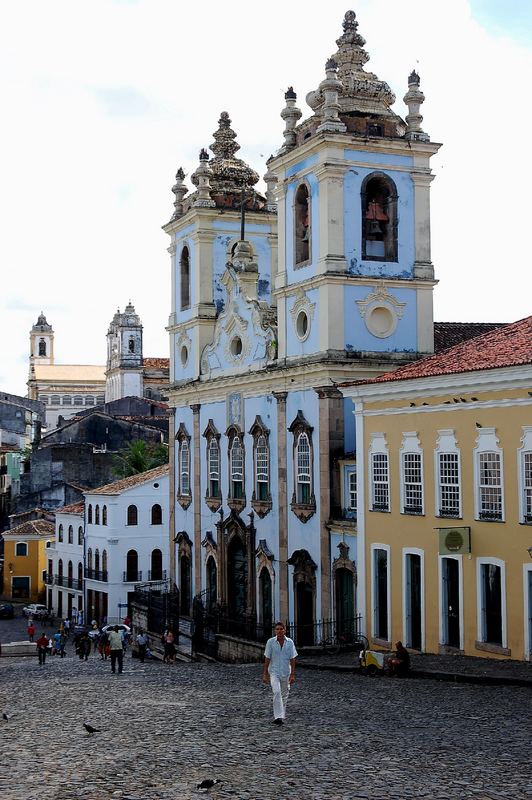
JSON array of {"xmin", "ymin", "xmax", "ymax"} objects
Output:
[{"xmin": 164, "ymin": 10, "xmax": 440, "ymax": 645}]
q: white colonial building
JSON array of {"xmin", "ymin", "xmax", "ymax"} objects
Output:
[
  {"xmin": 46, "ymin": 502, "xmax": 85, "ymax": 620},
  {"xmin": 83, "ymin": 464, "xmax": 170, "ymax": 624}
]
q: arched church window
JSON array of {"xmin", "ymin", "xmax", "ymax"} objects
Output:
[
  {"xmin": 227, "ymin": 428, "xmax": 245, "ymax": 509},
  {"xmin": 249, "ymin": 415, "xmax": 272, "ymax": 517},
  {"xmin": 51, "ymin": 395, "xmax": 60, "ymax": 405},
  {"xmin": 85, "ymin": 396, "xmax": 94, "ymax": 406},
  {"xmin": 288, "ymin": 411, "xmax": 316, "ymax": 522},
  {"xmin": 361, "ymin": 173, "xmax": 398, "ymax": 262},
  {"xmin": 74, "ymin": 396, "xmax": 83, "ymax": 406},
  {"xmin": 63, "ymin": 396, "xmax": 72, "ymax": 406},
  {"xmin": 203, "ymin": 420, "xmax": 222, "ymax": 512},
  {"xmin": 38, "ymin": 339, "xmax": 47, "ymax": 356},
  {"xmin": 128, "ymin": 337, "xmax": 135, "ymax": 353},
  {"xmin": 294, "ymin": 183, "xmax": 311, "ymax": 266},
  {"xmin": 180, "ymin": 246, "xmax": 191, "ymax": 311}
]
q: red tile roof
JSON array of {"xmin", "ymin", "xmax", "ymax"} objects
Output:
[
  {"xmin": 57, "ymin": 502, "xmax": 84, "ymax": 515},
  {"xmin": 434, "ymin": 322, "xmax": 507, "ymax": 352},
  {"xmin": 4, "ymin": 519, "xmax": 55, "ymax": 537},
  {"xmin": 87, "ymin": 463, "xmax": 169, "ymax": 495},
  {"xmin": 352, "ymin": 316, "xmax": 532, "ymax": 386}
]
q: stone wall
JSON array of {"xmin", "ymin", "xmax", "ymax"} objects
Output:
[{"xmin": 216, "ymin": 634, "xmax": 264, "ymax": 663}]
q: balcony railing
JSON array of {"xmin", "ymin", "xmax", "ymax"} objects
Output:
[
  {"xmin": 147, "ymin": 570, "xmax": 167, "ymax": 582},
  {"xmin": 55, "ymin": 575, "xmax": 84, "ymax": 590},
  {"xmin": 44, "ymin": 573, "xmax": 54, "ymax": 585},
  {"xmin": 84, "ymin": 568, "xmax": 108, "ymax": 582},
  {"xmin": 123, "ymin": 570, "xmax": 143, "ymax": 583}
]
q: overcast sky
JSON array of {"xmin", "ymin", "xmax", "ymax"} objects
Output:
[{"xmin": 1, "ymin": 0, "xmax": 531, "ymax": 396}]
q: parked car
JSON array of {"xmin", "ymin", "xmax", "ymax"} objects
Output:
[
  {"xmin": 0, "ymin": 602, "xmax": 15, "ymax": 619},
  {"xmin": 22, "ymin": 604, "xmax": 49, "ymax": 619}
]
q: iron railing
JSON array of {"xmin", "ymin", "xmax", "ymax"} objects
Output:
[
  {"xmin": 85, "ymin": 568, "xmax": 108, "ymax": 582},
  {"xmin": 123, "ymin": 570, "xmax": 143, "ymax": 582},
  {"xmin": 147, "ymin": 570, "xmax": 167, "ymax": 581},
  {"xmin": 285, "ymin": 616, "xmax": 364, "ymax": 649}
]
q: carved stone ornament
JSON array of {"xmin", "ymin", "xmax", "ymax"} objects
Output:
[
  {"xmin": 289, "ymin": 287, "xmax": 316, "ymax": 342},
  {"xmin": 175, "ymin": 422, "xmax": 192, "ymax": 511},
  {"xmin": 356, "ymin": 282, "xmax": 405, "ymax": 339},
  {"xmin": 200, "ymin": 264, "xmax": 278, "ymax": 376}
]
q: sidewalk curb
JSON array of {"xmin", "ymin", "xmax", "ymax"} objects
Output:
[{"xmin": 298, "ymin": 661, "xmax": 532, "ymax": 688}]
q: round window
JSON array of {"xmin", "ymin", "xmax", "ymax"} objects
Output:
[
  {"xmin": 296, "ymin": 310, "xmax": 309, "ymax": 340},
  {"xmin": 230, "ymin": 337, "xmax": 243, "ymax": 357},
  {"xmin": 366, "ymin": 306, "xmax": 395, "ymax": 338},
  {"xmin": 180, "ymin": 345, "xmax": 188, "ymax": 366}
]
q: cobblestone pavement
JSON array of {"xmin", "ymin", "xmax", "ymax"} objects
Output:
[{"xmin": 0, "ymin": 648, "xmax": 530, "ymax": 800}]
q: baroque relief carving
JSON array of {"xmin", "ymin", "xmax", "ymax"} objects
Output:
[
  {"xmin": 356, "ymin": 282, "xmax": 405, "ymax": 338},
  {"xmin": 289, "ymin": 287, "xmax": 316, "ymax": 342}
]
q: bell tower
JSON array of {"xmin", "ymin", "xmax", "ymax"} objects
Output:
[
  {"xmin": 29, "ymin": 312, "xmax": 54, "ymax": 369},
  {"xmin": 105, "ymin": 302, "xmax": 144, "ymax": 401},
  {"xmin": 268, "ymin": 10, "xmax": 441, "ymax": 368}
]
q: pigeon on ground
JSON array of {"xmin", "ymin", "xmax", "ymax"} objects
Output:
[
  {"xmin": 83, "ymin": 723, "xmax": 101, "ymax": 734},
  {"xmin": 197, "ymin": 779, "xmax": 220, "ymax": 790},
  {"xmin": 2, "ymin": 713, "xmax": 10, "ymax": 722}
]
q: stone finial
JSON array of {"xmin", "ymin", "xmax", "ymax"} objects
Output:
[
  {"xmin": 171, "ymin": 166, "xmax": 188, "ymax": 220},
  {"xmin": 342, "ymin": 9, "xmax": 358, "ymax": 32},
  {"xmin": 280, "ymin": 87, "xmax": 302, "ymax": 151},
  {"xmin": 316, "ymin": 59, "xmax": 347, "ymax": 134},
  {"xmin": 191, "ymin": 149, "xmax": 216, "ymax": 208},
  {"xmin": 263, "ymin": 168, "xmax": 278, "ymax": 212},
  {"xmin": 403, "ymin": 70, "xmax": 429, "ymax": 142},
  {"xmin": 210, "ymin": 112, "xmax": 240, "ymax": 160}
]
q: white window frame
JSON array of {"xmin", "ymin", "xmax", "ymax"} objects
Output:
[
  {"xmin": 400, "ymin": 432, "xmax": 424, "ymax": 515},
  {"xmin": 438, "ymin": 554, "xmax": 464, "ymax": 652},
  {"xmin": 476, "ymin": 557, "xmax": 507, "ymax": 649},
  {"xmin": 348, "ymin": 469, "xmax": 357, "ymax": 512},
  {"xmin": 368, "ymin": 433, "xmax": 390, "ymax": 513},
  {"xmin": 518, "ymin": 426, "xmax": 532, "ymax": 524},
  {"xmin": 434, "ymin": 429, "xmax": 462, "ymax": 519},
  {"xmin": 15, "ymin": 541, "xmax": 28, "ymax": 557},
  {"xmin": 295, "ymin": 432, "xmax": 311, "ymax": 504},
  {"xmin": 180, "ymin": 438, "xmax": 190, "ymax": 496},
  {"xmin": 208, "ymin": 437, "xmax": 220, "ymax": 497},
  {"xmin": 402, "ymin": 547, "xmax": 425, "ymax": 651},
  {"xmin": 474, "ymin": 428, "xmax": 505, "ymax": 522},
  {"xmin": 229, "ymin": 435, "xmax": 244, "ymax": 499},
  {"xmin": 370, "ymin": 543, "xmax": 391, "ymax": 643},
  {"xmin": 255, "ymin": 434, "xmax": 269, "ymax": 501}
]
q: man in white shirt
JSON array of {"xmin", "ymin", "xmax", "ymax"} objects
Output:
[{"xmin": 262, "ymin": 622, "xmax": 297, "ymax": 725}]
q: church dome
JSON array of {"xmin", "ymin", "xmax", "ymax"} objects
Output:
[{"xmin": 34, "ymin": 312, "xmax": 52, "ymax": 331}]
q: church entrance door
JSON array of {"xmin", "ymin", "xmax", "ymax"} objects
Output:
[{"xmin": 228, "ymin": 537, "xmax": 247, "ymax": 617}]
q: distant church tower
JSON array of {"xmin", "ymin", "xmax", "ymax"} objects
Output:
[
  {"xmin": 29, "ymin": 312, "xmax": 54, "ymax": 367},
  {"xmin": 105, "ymin": 302, "xmax": 144, "ymax": 402}
]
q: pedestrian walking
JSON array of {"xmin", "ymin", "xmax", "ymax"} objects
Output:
[
  {"xmin": 64, "ymin": 618, "xmax": 71, "ymax": 637},
  {"xmin": 27, "ymin": 622, "xmax": 35, "ymax": 642},
  {"xmin": 53, "ymin": 631, "xmax": 62, "ymax": 655},
  {"xmin": 262, "ymin": 622, "xmax": 297, "ymax": 725},
  {"xmin": 162, "ymin": 629, "xmax": 176, "ymax": 664},
  {"xmin": 135, "ymin": 629, "xmax": 149, "ymax": 663},
  {"xmin": 78, "ymin": 632, "xmax": 91, "ymax": 661},
  {"xmin": 36, "ymin": 632, "xmax": 49, "ymax": 665},
  {"xmin": 108, "ymin": 626, "xmax": 124, "ymax": 674},
  {"xmin": 58, "ymin": 634, "xmax": 66, "ymax": 658}
]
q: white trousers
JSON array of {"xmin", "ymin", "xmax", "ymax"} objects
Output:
[{"xmin": 270, "ymin": 675, "xmax": 290, "ymax": 720}]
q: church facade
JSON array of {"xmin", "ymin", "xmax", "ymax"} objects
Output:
[
  {"xmin": 27, "ymin": 305, "xmax": 169, "ymax": 430},
  {"xmin": 165, "ymin": 11, "xmax": 441, "ymax": 642}
]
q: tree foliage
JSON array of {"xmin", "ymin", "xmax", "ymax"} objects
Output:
[{"xmin": 113, "ymin": 439, "xmax": 168, "ymax": 478}]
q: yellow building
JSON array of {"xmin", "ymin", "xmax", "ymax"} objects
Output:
[
  {"xmin": 343, "ymin": 317, "xmax": 532, "ymax": 662},
  {"xmin": 1, "ymin": 519, "xmax": 55, "ymax": 602}
]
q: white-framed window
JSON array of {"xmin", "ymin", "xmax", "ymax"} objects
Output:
[
  {"xmin": 476, "ymin": 557, "xmax": 507, "ymax": 649},
  {"xmin": 15, "ymin": 541, "xmax": 28, "ymax": 557},
  {"xmin": 296, "ymin": 432, "xmax": 311, "ymax": 504},
  {"xmin": 255, "ymin": 434, "xmax": 269, "ymax": 501},
  {"xmin": 180, "ymin": 439, "xmax": 190, "ymax": 495},
  {"xmin": 474, "ymin": 428, "xmax": 504, "ymax": 522},
  {"xmin": 348, "ymin": 470, "xmax": 357, "ymax": 511},
  {"xmin": 371, "ymin": 543, "xmax": 390, "ymax": 642},
  {"xmin": 434, "ymin": 427, "xmax": 462, "ymax": 519},
  {"xmin": 369, "ymin": 432, "xmax": 390, "ymax": 512},
  {"xmin": 229, "ymin": 435, "xmax": 244, "ymax": 500},
  {"xmin": 208, "ymin": 437, "xmax": 220, "ymax": 498},
  {"xmin": 518, "ymin": 427, "xmax": 532, "ymax": 524},
  {"xmin": 400, "ymin": 432, "xmax": 423, "ymax": 515}
]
